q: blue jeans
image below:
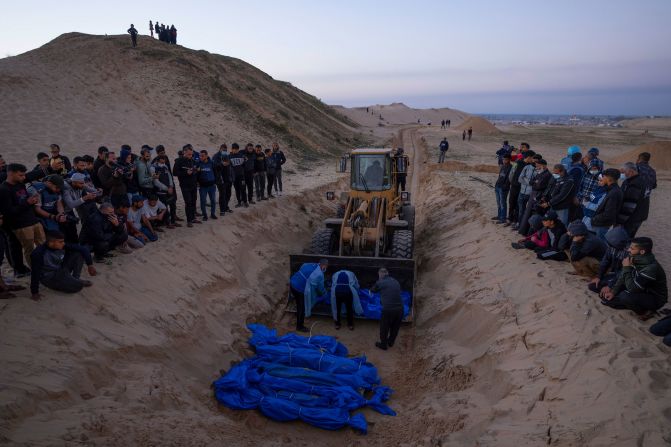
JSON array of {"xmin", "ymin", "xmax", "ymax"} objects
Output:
[
  {"xmin": 555, "ymin": 208, "xmax": 569, "ymax": 226},
  {"xmin": 495, "ymin": 187, "xmax": 509, "ymax": 222},
  {"xmin": 517, "ymin": 193, "xmax": 530, "ymax": 224},
  {"xmin": 199, "ymin": 185, "xmax": 217, "ymax": 217},
  {"xmin": 140, "ymin": 226, "xmax": 158, "ymax": 242}
]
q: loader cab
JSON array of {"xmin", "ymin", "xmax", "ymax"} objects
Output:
[{"xmin": 350, "ymin": 150, "xmax": 393, "ymax": 192}]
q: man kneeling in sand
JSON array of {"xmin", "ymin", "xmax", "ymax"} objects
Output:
[
  {"xmin": 30, "ymin": 230, "xmax": 96, "ymax": 301},
  {"xmin": 601, "ymin": 237, "xmax": 668, "ymax": 318},
  {"xmin": 561, "ymin": 221, "xmax": 607, "ymax": 276}
]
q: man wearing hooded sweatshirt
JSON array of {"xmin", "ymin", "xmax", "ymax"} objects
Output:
[
  {"xmin": 213, "ymin": 144, "xmax": 233, "ymax": 215},
  {"xmin": 591, "ymin": 168, "xmax": 623, "ymax": 240},
  {"xmin": 243, "ymin": 144, "xmax": 256, "ymax": 204},
  {"xmin": 617, "ymin": 162, "xmax": 649, "ymax": 238},
  {"xmin": 506, "ymin": 146, "xmax": 533, "ymax": 227},
  {"xmin": 561, "ymin": 145, "xmax": 581, "ymax": 170},
  {"xmin": 601, "ymin": 237, "xmax": 667, "ymax": 316},
  {"xmin": 197, "ymin": 150, "xmax": 217, "ymax": 220},
  {"xmin": 588, "ymin": 226, "xmax": 630, "ymax": 294},
  {"xmin": 135, "ymin": 147, "xmax": 155, "ymax": 198},
  {"xmin": 228, "ymin": 143, "xmax": 247, "ymax": 208}
]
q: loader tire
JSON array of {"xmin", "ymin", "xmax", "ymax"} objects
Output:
[
  {"xmin": 391, "ymin": 230, "xmax": 413, "ymax": 259},
  {"xmin": 310, "ymin": 228, "xmax": 337, "ymax": 255},
  {"xmin": 401, "ymin": 205, "xmax": 415, "ymax": 231}
]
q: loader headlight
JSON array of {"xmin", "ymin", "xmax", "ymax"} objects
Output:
[
  {"xmin": 401, "ymin": 192, "xmax": 410, "ymax": 202},
  {"xmin": 326, "ymin": 191, "xmax": 335, "ymax": 201}
]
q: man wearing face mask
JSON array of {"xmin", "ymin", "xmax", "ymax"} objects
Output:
[
  {"xmin": 601, "ymin": 237, "xmax": 667, "ymax": 318},
  {"xmin": 539, "ymin": 164, "xmax": 575, "ymax": 227},
  {"xmin": 577, "ymin": 159, "xmax": 602, "ymax": 204},
  {"xmin": 518, "ymin": 158, "xmax": 551, "ymax": 236},
  {"xmin": 617, "ymin": 162, "xmax": 648, "ymax": 238},
  {"xmin": 590, "ymin": 168, "xmax": 623, "ymax": 240}
]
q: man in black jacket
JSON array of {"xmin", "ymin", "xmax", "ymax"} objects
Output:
[
  {"xmin": 173, "ymin": 145, "xmax": 200, "ymax": 227},
  {"xmin": 271, "ymin": 143, "xmax": 287, "ymax": 195},
  {"xmin": 253, "ymin": 145, "xmax": 267, "ymax": 201},
  {"xmin": 0, "ymin": 164, "xmax": 46, "ymax": 268},
  {"xmin": 243, "ymin": 144, "xmax": 256, "ymax": 204},
  {"xmin": 49, "ymin": 144, "xmax": 72, "ymax": 175},
  {"xmin": 539, "ymin": 164, "xmax": 575, "ymax": 226},
  {"xmin": 30, "ymin": 230, "xmax": 96, "ymax": 300},
  {"xmin": 213, "ymin": 144, "xmax": 233, "ymax": 215},
  {"xmin": 591, "ymin": 168, "xmax": 623, "ymax": 240},
  {"xmin": 636, "ymin": 152, "xmax": 657, "ymax": 197},
  {"xmin": 494, "ymin": 154, "xmax": 512, "ymax": 224},
  {"xmin": 562, "ymin": 221, "xmax": 607, "ymax": 276},
  {"xmin": 79, "ymin": 203, "xmax": 129, "ymax": 262},
  {"xmin": 618, "ymin": 162, "xmax": 648, "ymax": 238},
  {"xmin": 229, "ymin": 143, "xmax": 247, "ymax": 208},
  {"xmin": 91, "ymin": 146, "xmax": 108, "ymax": 189},
  {"xmin": 371, "ymin": 268, "xmax": 404, "ymax": 351},
  {"xmin": 28, "ymin": 152, "xmax": 51, "ymax": 183},
  {"xmin": 588, "ymin": 227, "xmax": 630, "ymax": 294}
]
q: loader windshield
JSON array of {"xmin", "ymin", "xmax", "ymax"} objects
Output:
[{"xmin": 351, "ymin": 155, "xmax": 391, "ymax": 191}]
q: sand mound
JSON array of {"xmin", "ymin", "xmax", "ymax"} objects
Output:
[
  {"xmin": 610, "ymin": 141, "xmax": 671, "ymax": 170},
  {"xmin": 454, "ymin": 116, "xmax": 500, "ymax": 135},
  {"xmin": 0, "ymin": 33, "xmax": 361, "ymax": 164},
  {"xmin": 333, "ymin": 102, "xmax": 469, "ymax": 127},
  {"xmin": 619, "ymin": 117, "xmax": 671, "ymax": 130}
]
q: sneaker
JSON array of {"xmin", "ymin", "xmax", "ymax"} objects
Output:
[
  {"xmin": 511, "ymin": 224, "xmax": 519, "ymax": 231},
  {"xmin": 167, "ymin": 224, "xmax": 176, "ymax": 229},
  {"xmin": 175, "ymin": 216, "xmax": 184, "ymax": 222},
  {"xmin": 491, "ymin": 216, "xmax": 499, "ymax": 220},
  {"xmin": 15, "ymin": 271, "xmax": 31, "ymax": 279},
  {"xmin": 187, "ymin": 222, "xmax": 193, "ymax": 228},
  {"xmin": 173, "ymin": 223, "xmax": 182, "ymax": 228},
  {"xmin": 496, "ymin": 220, "xmax": 506, "ymax": 224},
  {"xmin": 235, "ymin": 203, "xmax": 242, "ymax": 208},
  {"xmin": 155, "ymin": 227, "xmax": 165, "ymax": 232},
  {"xmin": 511, "ymin": 242, "xmax": 524, "ymax": 249},
  {"xmin": 220, "ymin": 212, "xmax": 226, "ymax": 216},
  {"xmin": 79, "ymin": 279, "xmax": 93, "ymax": 287},
  {"xmin": 375, "ymin": 342, "xmax": 388, "ymax": 351},
  {"xmin": 244, "ymin": 202, "xmax": 249, "ymax": 208},
  {"xmin": 202, "ymin": 216, "xmax": 208, "ymax": 221},
  {"xmin": 249, "ymin": 200, "xmax": 256, "ymax": 205},
  {"xmin": 119, "ymin": 245, "xmax": 133, "ymax": 254},
  {"xmin": 268, "ymin": 194, "xmax": 275, "ymax": 199},
  {"xmin": 296, "ymin": 326, "xmax": 309, "ymax": 333},
  {"xmin": 211, "ymin": 215, "xmax": 218, "ymax": 220},
  {"xmin": 335, "ymin": 323, "xmax": 341, "ymax": 330},
  {"xmin": 193, "ymin": 219, "xmax": 202, "ymax": 224},
  {"xmin": 388, "ymin": 340, "xmax": 394, "ymax": 347}
]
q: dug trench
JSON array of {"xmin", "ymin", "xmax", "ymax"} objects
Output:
[{"xmin": 3, "ymin": 142, "xmax": 671, "ymax": 446}]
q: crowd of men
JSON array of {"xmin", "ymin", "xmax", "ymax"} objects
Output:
[
  {"xmin": 149, "ymin": 21, "xmax": 177, "ymax": 44},
  {"xmin": 487, "ymin": 141, "xmax": 668, "ymax": 346},
  {"xmin": 0, "ymin": 142, "xmax": 287, "ymax": 301}
]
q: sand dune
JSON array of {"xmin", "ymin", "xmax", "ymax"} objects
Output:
[
  {"xmin": 455, "ymin": 116, "xmax": 501, "ymax": 135},
  {"xmin": 611, "ymin": 141, "xmax": 671, "ymax": 170},
  {"xmin": 0, "ymin": 33, "xmax": 362, "ymax": 165},
  {"xmin": 332, "ymin": 102, "xmax": 469, "ymax": 127}
]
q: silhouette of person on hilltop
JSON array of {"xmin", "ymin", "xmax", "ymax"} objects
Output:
[{"xmin": 127, "ymin": 24, "xmax": 138, "ymax": 47}]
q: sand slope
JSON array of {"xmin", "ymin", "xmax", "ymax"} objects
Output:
[
  {"xmin": 455, "ymin": 116, "xmax": 501, "ymax": 135},
  {"xmin": 611, "ymin": 141, "xmax": 671, "ymax": 170},
  {"xmin": 332, "ymin": 102, "xmax": 469, "ymax": 127},
  {"xmin": 0, "ymin": 33, "xmax": 362, "ymax": 165}
]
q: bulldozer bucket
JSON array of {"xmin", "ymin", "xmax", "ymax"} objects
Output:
[{"xmin": 286, "ymin": 254, "xmax": 416, "ymax": 323}]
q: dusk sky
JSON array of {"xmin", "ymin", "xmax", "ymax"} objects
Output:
[{"xmin": 2, "ymin": 0, "xmax": 670, "ymax": 115}]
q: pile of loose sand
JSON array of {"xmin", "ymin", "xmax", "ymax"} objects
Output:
[
  {"xmin": 611, "ymin": 141, "xmax": 671, "ymax": 170},
  {"xmin": 454, "ymin": 116, "xmax": 501, "ymax": 135}
]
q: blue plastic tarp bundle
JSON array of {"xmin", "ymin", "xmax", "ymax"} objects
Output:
[
  {"xmin": 314, "ymin": 289, "xmax": 412, "ymax": 320},
  {"xmin": 213, "ymin": 324, "xmax": 396, "ymax": 433}
]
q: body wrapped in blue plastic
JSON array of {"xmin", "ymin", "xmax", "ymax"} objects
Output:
[{"xmin": 213, "ymin": 324, "xmax": 396, "ymax": 433}]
